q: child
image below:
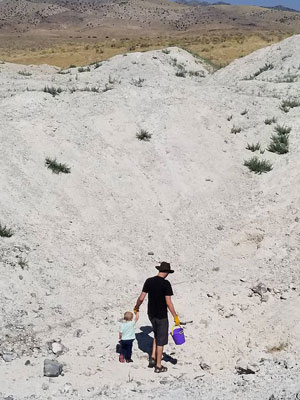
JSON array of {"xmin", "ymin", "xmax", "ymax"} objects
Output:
[{"xmin": 119, "ymin": 311, "xmax": 139, "ymax": 363}]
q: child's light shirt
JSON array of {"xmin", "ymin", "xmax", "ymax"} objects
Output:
[{"xmin": 120, "ymin": 320, "xmax": 135, "ymax": 340}]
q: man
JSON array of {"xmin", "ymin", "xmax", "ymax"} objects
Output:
[{"xmin": 134, "ymin": 261, "xmax": 180, "ymax": 373}]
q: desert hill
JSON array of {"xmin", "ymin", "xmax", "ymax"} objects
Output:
[
  {"xmin": 1, "ymin": 34, "xmax": 300, "ymax": 399},
  {"xmin": 1, "ymin": 0, "xmax": 300, "ymax": 34}
]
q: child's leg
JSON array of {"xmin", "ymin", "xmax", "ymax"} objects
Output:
[
  {"xmin": 119, "ymin": 341, "xmax": 126, "ymax": 362},
  {"xmin": 128, "ymin": 340, "xmax": 134, "ymax": 360}
]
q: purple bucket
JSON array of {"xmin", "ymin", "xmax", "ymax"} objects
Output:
[{"xmin": 171, "ymin": 326, "xmax": 185, "ymax": 345}]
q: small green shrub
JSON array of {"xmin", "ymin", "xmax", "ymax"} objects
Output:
[
  {"xmin": 188, "ymin": 70, "xmax": 204, "ymax": 77},
  {"xmin": 18, "ymin": 257, "xmax": 28, "ymax": 269},
  {"xmin": 102, "ymin": 83, "xmax": 113, "ymax": 92},
  {"xmin": 264, "ymin": 117, "xmax": 277, "ymax": 125},
  {"xmin": 0, "ymin": 223, "xmax": 13, "ymax": 238},
  {"xmin": 231, "ymin": 126, "xmax": 242, "ymax": 134},
  {"xmin": 276, "ymin": 74, "xmax": 297, "ymax": 83},
  {"xmin": 246, "ymin": 143, "xmax": 260, "ymax": 152},
  {"xmin": 43, "ymin": 86, "xmax": 63, "ymax": 96},
  {"xmin": 78, "ymin": 66, "xmax": 90, "ymax": 73},
  {"xmin": 280, "ymin": 98, "xmax": 300, "ymax": 113},
  {"xmin": 245, "ymin": 63, "xmax": 274, "ymax": 80},
  {"xmin": 176, "ymin": 70, "xmax": 186, "ymax": 77},
  {"xmin": 136, "ymin": 129, "xmax": 152, "ymax": 141},
  {"xmin": 45, "ymin": 158, "xmax": 71, "ymax": 174},
  {"xmin": 93, "ymin": 62, "xmax": 102, "ymax": 69},
  {"xmin": 244, "ymin": 157, "xmax": 272, "ymax": 174},
  {"xmin": 274, "ymin": 125, "xmax": 292, "ymax": 135},
  {"xmin": 69, "ymin": 64, "xmax": 76, "ymax": 68},
  {"xmin": 57, "ymin": 70, "xmax": 70, "ymax": 75},
  {"xmin": 268, "ymin": 134, "xmax": 289, "ymax": 154},
  {"xmin": 108, "ymin": 75, "xmax": 117, "ymax": 84},
  {"xmin": 132, "ymin": 77, "xmax": 145, "ymax": 87},
  {"xmin": 267, "ymin": 125, "xmax": 291, "ymax": 154},
  {"xmin": 18, "ymin": 71, "xmax": 32, "ymax": 76}
]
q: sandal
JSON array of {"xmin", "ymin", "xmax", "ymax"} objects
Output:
[
  {"xmin": 154, "ymin": 365, "xmax": 168, "ymax": 373},
  {"xmin": 148, "ymin": 358, "xmax": 156, "ymax": 368}
]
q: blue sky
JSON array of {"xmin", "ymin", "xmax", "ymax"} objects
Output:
[{"xmin": 209, "ymin": 1, "xmax": 300, "ymax": 11}]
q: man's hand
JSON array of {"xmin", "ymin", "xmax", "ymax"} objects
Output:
[
  {"xmin": 174, "ymin": 315, "xmax": 180, "ymax": 326},
  {"xmin": 133, "ymin": 306, "xmax": 139, "ymax": 315}
]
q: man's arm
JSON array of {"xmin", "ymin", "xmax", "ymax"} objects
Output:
[
  {"xmin": 165, "ymin": 296, "xmax": 176, "ymax": 317},
  {"xmin": 134, "ymin": 292, "xmax": 147, "ymax": 314},
  {"xmin": 166, "ymin": 296, "xmax": 180, "ymax": 325}
]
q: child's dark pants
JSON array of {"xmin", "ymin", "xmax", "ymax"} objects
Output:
[{"xmin": 120, "ymin": 339, "xmax": 134, "ymax": 360}]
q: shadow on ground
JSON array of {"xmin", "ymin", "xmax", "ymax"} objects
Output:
[{"xmin": 136, "ymin": 326, "xmax": 177, "ymax": 365}]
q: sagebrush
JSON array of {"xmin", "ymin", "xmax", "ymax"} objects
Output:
[{"xmin": 45, "ymin": 158, "xmax": 71, "ymax": 174}]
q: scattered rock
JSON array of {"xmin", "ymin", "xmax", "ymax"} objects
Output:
[
  {"xmin": 251, "ymin": 282, "xmax": 269, "ymax": 302},
  {"xmin": 43, "ymin": 359, "xmax": 63, "ymax": 377},
  {"xmin": 199, "ymin": 361, "xmax": 210, "ymax": 370},
  {"xmin": 1, "ymin": 352, "xmax": 15, "ymax": 362},
  {"xmin": 74, "ymin": 329, "xmax": 83, "ymax": 338},
  {"xmin": 235, "ymin": 360, "xmax": 258, "ymax": 375},
  {"xmin": 216, "ymin": 225, "xmax": 224, "ymax": 231},
  {"xmin": 147, "ymin": 251, "xmax": 154, "ymax": 255},
  {"xmin": 25, "ymin": 359, "xmax": 31, "ymax": 366},
  {"xmin": 63, "ymin": 383, "xmax": 73, "ymax": 393},
  {"xmin": 42, "ymin": 383, "xmax": 49, "ymax": 391},
  {"xmin": 51, "ymin": 342, "xmax": 64, "ymax": 355},
  {"xmin": 235, "ymin": 365, "xmax": 256, "ymax": 375}
]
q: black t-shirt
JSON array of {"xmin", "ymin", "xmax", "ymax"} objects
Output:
[{"xmin": 142, "ymin": 276, "xmax": 173, "ymax": 319}]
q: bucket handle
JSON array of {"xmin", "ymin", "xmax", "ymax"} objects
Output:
[{"xmin": 171, "ymin": 325, "xmax": 183, "ymax": 335}]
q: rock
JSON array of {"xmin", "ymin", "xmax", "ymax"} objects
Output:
[
  {"xmin": 43, "ymin": 359, "xmax": 63, "ymax": 377},
  {"xmin": 235, "ymin": 360, "xmax": 257, "ymax": 375},
  {"xmin": 63, "ymin": 383, "xmax": 73, "ymax": 393},
  {"xmin": 216, "ymin": 225, "xmax": 224, "ymax": 231},
  {"xmin": 42, "ymin": 383, "xmax": 49, "ymax": 391},
  {"xmin": 51, "ymin": 342, "xmax": 64, "ymax": 355},
  {"xmin": 25, "ymin": 360, "xmax": 31, "ymax": 366},
  {"xmin": 251, "ymin": 282, "xmax": 269, "ymax": 301},
  {"xmin": 251, "ymin": 282, "xmax": 267, "ymax": 296},
  {"xmin": 295, "ymin": 217, "xmax": 299, "ymax": 222},
  {"xmin": 1, "ymin": 352, "xmax": 15, "ymax": 362},
  {"xmin": 147, "ymin": 251, "xmax": 154, "ymax": 255},
  {"xmin": 235, "ymin": 365, "xmax": 256, "ymax": 375},
  {"xmin": 74, "ymin": 329, "xmax": 83, "ymax": 338},
  {"xmin": 199, "ymin": 361, "xmax": 210, "ymax": 370}
]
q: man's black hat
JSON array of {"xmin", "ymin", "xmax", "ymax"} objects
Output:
[{"xmin": 155, "ymin": 261, "xmax": 174, "ymax": 274}]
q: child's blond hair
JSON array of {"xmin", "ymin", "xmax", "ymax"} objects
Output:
[{"xmin": 124, "ymin": 311, "xmax": 133, "ymax": 321}]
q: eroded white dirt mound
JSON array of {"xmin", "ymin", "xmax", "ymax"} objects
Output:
[{"xmin": 0, "ymin": 40, "xmax": 300, "ymax": 399}]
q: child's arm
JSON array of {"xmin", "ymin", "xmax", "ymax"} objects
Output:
[
  {"xmin": 134, "ymin": 311, "xmax": 139, "ymax": 323},
  {"xmin": 119, "ymin": 332, "xmax": 122, "ymax": 340}
]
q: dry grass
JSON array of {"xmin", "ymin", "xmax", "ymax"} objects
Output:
[
  {"xmin": 0, "ymin": 32, "xmax": 290, "ymax": 68},
  {"xmin": 266, "ymin": 342, "xmax": 288, "ymax": 353}
]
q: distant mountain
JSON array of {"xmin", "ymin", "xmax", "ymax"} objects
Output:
[
  {"xmin": 266, "ymin": 5, "xmax": 299, "ymax": 13},
  {"xmin": 174, "ymin": 0, "xmax": 230, "ymax": 4}
]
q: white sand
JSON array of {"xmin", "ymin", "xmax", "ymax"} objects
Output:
[{"xmin": 0, "ymin": 37, "xmax": 300, "ymax": 399}]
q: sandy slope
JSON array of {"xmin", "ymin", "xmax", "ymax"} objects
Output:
[{"xmin": 0, "ymin": 37, "xmax": 300, "ymax": 399}]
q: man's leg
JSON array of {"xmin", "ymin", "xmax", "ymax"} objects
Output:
[
  {"xmin": 151, "ymin": 338, "xmax": 156, "ymax": 360},
  {"xmin": 156, "ymin": 345, "xmax": 164, "ymax": 368}
]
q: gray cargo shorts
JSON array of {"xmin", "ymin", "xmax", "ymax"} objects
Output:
[{"xmin": 150, "ymin": 317, "xmax": 169, "ymax": 346}]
